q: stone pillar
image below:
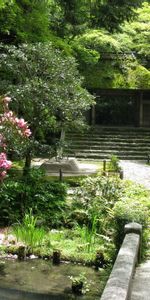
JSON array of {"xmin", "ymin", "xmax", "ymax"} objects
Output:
[{"xmin": 124, "ymin": 222, "xmax": 142, "ymax": 235}]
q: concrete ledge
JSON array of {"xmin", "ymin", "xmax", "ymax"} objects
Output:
[{"xmin": 101, "ymin": 223, "xmax": 142, "ymax": 300}]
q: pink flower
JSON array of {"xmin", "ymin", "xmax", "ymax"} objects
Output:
[
  {"xmin": 0, "ymin": 170, "xmax": 7, "ymax": 178},
  {"xmin": 15, "ymin": 118, "xmax": 27, "ymax": 128},
  {"xmin": 3, "ymin": 96, "xmax": 11, "ymax": 103},
  {"xmin": 24, "ymin": 128, "xmax": 31, "ymax": 137},
  {"xmin": 0, "ymin": 152, "xmax": 12, "ymax": 169}
]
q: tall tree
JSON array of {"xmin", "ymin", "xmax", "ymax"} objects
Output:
[
  {"xmin": 0, "ymin": 43, "xmax": 94, "ymax": 172},
  {"xmin": 49, "ymin": 0, "xmax": 144, "ymax": 38},
  {"xmin": 0, "ymin": 0, "xmax": 50, "ymax": 44}
]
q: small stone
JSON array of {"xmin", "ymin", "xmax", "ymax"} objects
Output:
[
  {"xmin": 0, "ymin": 233, "xmax": 5, "ymax": 240},
  {"xmin": 7, "ymin": 234, "xmax": 16, "ymax": 244},
  {"xmin": 30, "ymin": 254, "xmax": 38, "ymax": 259}
]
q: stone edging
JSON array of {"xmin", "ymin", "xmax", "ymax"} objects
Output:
[{"xmin": 100, "ymin": 223, "xmax": 142, "ymax": 300}]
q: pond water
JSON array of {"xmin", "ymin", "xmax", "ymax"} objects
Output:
[{"xmin": 0, "ymin": 259, "xmax": 103, "ymax": 300}]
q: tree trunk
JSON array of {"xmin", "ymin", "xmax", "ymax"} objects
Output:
[
  {"xmin": 57, "ymin": 128, "xmax": 65, "ymax": 159},
  {"xmin": 23, "ymin": 150, "xmax": 32, "ymax": 176}
]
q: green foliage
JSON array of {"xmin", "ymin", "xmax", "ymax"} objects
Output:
[
  {"xmin": 0, "ymin": 0, "xmax": 50, "ymax": 44},
  {"xmin": 49, "ymin": 0, "xmax": 144, "ymax": 38},
  {"xmin": 120, "ymin": 2, "xmax": 150, "ymax": 65},
  {"xmin": 13, "ymin": 209, "xmax": 46, "ymax": 252},
  {"xmin": 0, "ymin": 169, "xmax": 67, "ymax": 227},
  {"xmin": 128, "ymin": 65, "xmax": 150, "ymax": 88},
  {"xmin": 0, "ymin": 42, "xmax": 94, "ymax": 169},
  {"xmin": 72, "ymin": 175, "xmax": 150, "ymax": 256},
  {"xmin": 74, "ymin": 217, "xmax": 98, "ymax": 252},
  {"xmin": 70, "ymin": 2, "xmax": 150, "ymax": 89},
  {"xmin": 108, "ymin": 155, "xmax": 121, "ymax": 172},
  {"xmin": 49, "ymin": 33, "xmax": 73, "ymax": 56},
  {"xmin": 72, "ymin": 175, "xmax": 124, "ymax": 234},
  {"xmin": 0, "ymin": 0, "xmax": 12, "ymax": 10},
  {"xmin": 112, "ymin": 181, "xmax": 150, "ymax": 248},
  {"xmin": 0, "ymin": 42, "xmax": 94, "ymax": 132},
  {"xmin": 71, "ymin": 29, "xmax": 131, "ymax": 88}
]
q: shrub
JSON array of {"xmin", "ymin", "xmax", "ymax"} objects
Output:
[
  {"xmin": 0, "ymin": 169, "xmax": 67, "ymax": 227},
  {"xmin": 72, "ymin": 175, "xmax": 124, "ymax": 233},
  {"xmin": 108, "ymin": 155, "xmax": 121, "ymax": 172},
  {"xmin": 112, "ymin": 182, "xmax": 150, "ymax": 248}
]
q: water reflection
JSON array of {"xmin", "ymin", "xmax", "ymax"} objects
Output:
[{"xmin": 0, "ymin": 259, "xmax": 101, "ymax": 300}]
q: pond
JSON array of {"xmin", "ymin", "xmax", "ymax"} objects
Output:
[{"xmin": 0, "ymin": 259, "xmax": 104, "ymax": 300}]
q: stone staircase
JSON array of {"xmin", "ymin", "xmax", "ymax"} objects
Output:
[{"xmin": 65, "ymin": 127, "xmax": 150, "ymax": 160}]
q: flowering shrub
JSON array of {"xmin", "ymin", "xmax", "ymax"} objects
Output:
[
  {"xmin": 0, "ymin": 96, "xmax": 31, "ymax": 181},
  {"xmin": 0, "ymin": 152, "xmax": 12, "ymax": 180}
]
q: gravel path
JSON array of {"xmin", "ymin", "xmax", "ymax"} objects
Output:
[
  {"xmin": 120, "ymin": 160, "xmax": 150, "ymax": 299},
  {"xmin": 120, "ymin": 160, "xmax": 150, "ymax": 189}
]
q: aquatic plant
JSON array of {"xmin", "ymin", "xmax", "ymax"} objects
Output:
[{"xmin": 13, "ymin": 209, "xmax": 46, "ymax": 252}]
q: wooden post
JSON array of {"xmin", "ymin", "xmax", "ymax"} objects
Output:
[
  {"xmin": 59, "ymin": 168, "xmax": 63, "ymax": 181},
  {"xmin": 53, "ymin": 250, "xmax": 61, "ymax": 265},
  {"xmin": 103, "ymin": 159, "xmax": 106, "ymax": 171},
  {"xmin": 119, "ymin": 169, "xmax": 124, "ymax": 180}
]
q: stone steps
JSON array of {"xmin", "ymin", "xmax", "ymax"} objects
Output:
[{"xmin": 66, "ymin": 127, "xmax": 150, "ymax": 160}]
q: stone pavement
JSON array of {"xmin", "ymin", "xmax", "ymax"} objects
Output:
[
  {"xmin": 120, "ymin": 160, "xmax": 150, "ymax": 300},
  {"xmin": 130, "ymin": 260, "xmax": 150, "ymax": 300}
]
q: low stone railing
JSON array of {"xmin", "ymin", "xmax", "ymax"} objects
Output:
[{"xmin": 100, "ymin": 222, "xmax": 142, "ymax": 300}]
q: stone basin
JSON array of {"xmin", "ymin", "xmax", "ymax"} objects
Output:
[{"xmin": 32, "ymin": 157, "xmax": 98, "ymax": 176}]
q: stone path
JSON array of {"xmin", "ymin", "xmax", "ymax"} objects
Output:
[
  {"xmin": 120, "ymin": 160, "xmax": 150, "ymax": 189},
  {"xmin": 130, "ymin": 260, "xmax": 150, "ymax": 300},
  {"xmin": 120, "ymin": 161, "xmax": 150, "ymax": 300}
]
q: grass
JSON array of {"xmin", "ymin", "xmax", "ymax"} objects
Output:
[
  {"xmin": 36, "ymin": 228, "xmax": 115, "ymax": 265},
  {"xmin": 13, "ymin": 210, "xmax": 46, "ymax": 252}
]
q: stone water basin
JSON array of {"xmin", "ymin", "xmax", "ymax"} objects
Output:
[{"xmin": 0, "ymin": 259, "xmax": 102, "ymax": 299}]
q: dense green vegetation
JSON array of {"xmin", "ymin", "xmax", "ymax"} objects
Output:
[
  {"xmin": 0, "ymin": 169, "xmax": 67, "ymax": 227},
  {"xmin": 0, "ymin": 1, "xmax": 149, "ymax": 92},
  {"xmin": 0, "ymin": 169, "xmax": 149, "ymax": 264},
  {"xmin": 0, "ymin": 42, "xmax": 94, "ymax": 173},
  {"xmin": 71, "ymin": 2, "xmax": 150, "ymax": 89},
  {"xmin": 0, "ymin": 2, "xmax": 149, "ymax": 297}
]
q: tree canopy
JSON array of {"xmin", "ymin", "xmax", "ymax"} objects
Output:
[
  {"xmin": 0, "ymin": 0, "xmax": 145, "ymax": 44},
  {"xmin": 49, "ymin": 0, "xmax": 144, "ymax": 37},
  {"xmin": 0, "ymin": 0, "xmax": 50, "ymax": 44},
  {"xmin": 0, "ymin": 43, "xmax": 94, "ymax": 156},
  {"xmin": 70, "ymin": 1, "xmax": 150, "ymax": 89}
]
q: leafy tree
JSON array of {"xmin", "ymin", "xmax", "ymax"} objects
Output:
[
  {"xmin": 116, "ymin": 2, "xmax": 150, "ymax": 68},
  {"xmin": 71, "ymin": 30, "xmax": 130, "ymax": 88},
  {"xmin": 70, "ymin": 1, "xmax": 150, "ymax": 89},
  {"xmin": 0, "ymin": 43, "xmax": 94, "ymax": 172},
  {"xmin": 49, "ymin": 0, "xmax": 144, "ymax": 38},
  {"xmin": 0, "ymin": 0, "xmax": 50, "ymax": 44}
]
